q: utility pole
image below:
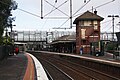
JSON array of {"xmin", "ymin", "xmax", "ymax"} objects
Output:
[
  {"xmin": 108, "ymin": 15, "xmax": 119, "ymax": 41},
  {"xmin": 41, "ymin": 0, "xmax": 43, "ymax": 19},
  {"xmin": 70, "ymin": 0, "xmax": 72, "ymax": 28}
]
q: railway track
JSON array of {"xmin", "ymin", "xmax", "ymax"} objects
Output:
[
  {"xmin": 47, "ymin": 57, "xmax": 97, "ymax": 80},
  {"xmin": 39, "ymin": 58, "xmax": 73, "ymax": 80},
  {"xmin": 31, "ymin": 52, "xmax": 119, "ymax": 80},
  {"xmin": 50, "ymin": 56, "xmax": 118, "ymax": 80}
]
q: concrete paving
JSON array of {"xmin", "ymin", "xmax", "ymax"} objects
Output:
[{"xmin": 0, "ymin": 54, "xmax": 27, "ymax": 80}]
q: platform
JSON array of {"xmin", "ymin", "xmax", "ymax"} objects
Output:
[
  {"xmin": 0, "ymin": 54, "xmax": 27, "ymax": 80},
  {"xmin": 0, "ymin": 51, "xmax": 119, "ymax": 80},
  {"xmin": 0, "ymin": 53, "xmax": 48, "ymax": 80}
]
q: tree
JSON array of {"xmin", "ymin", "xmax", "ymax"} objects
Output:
[{"xmin": 0, "ymin": 0, "xmax": 17, "ymax": 44}]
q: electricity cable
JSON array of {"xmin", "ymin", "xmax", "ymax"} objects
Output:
[
  {"xmin": 59, "ymin": 18, "xmax": 70, "ymax": 28},
  {"xmin": 73, "ymin": 0, "xmax": 91, "ymax": 16},
  {"xmin": 17, "ymin": 8, "xmax": 41, "ymax": 18},
  {"xmin": 42, "ymin": 1, "xmax": 57, "ymax": 29},
  {"xmin": 0, "ymin": 0, "xmax": 116, "ymax": 30},
  {"xmin": 0, "ymin": 0, "xmax": 41, "ymax": 18},
  {"xmin": 101, "ymin": 21, "xmax": 111, "ymax": 31},
  {"xmin": 106, "ymin": 26, "xmax": 113, "ymax": 31},
  {"xmin": 74, "ymin": 0, "xmax": 115, "ymax": 17},
  {"xmin": 0, "ymin": 0, "xmax": 115, "ymax": 19},
  {"xmin": 53, "ymin": 18, "xmax": 70, "ymax": 29},
  {"xmin": 101, "ymin": 20, "xmax": 112, "ymax": 24},
  {"xmin": 44, "ymin": 0, "xmax": 69, "ymax": 17},
  {"xmin": 89, "ymin": 0, "xmax": 115, "ymax": 11},
  {"xmin": 101, "ymin": 20, "xmax": 112, "ymax": 30}
]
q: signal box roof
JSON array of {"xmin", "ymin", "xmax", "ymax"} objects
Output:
[{"xmin": 73, "ymin": 11, "xmax": 104, "ymax": 24}]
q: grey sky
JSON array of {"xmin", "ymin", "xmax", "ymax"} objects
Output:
[{"xmin": 12, "ymin": 0, "xmax": 120, "ymax": 32}]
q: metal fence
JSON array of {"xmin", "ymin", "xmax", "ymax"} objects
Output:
[{"xmin": 13, "ymin": 31, "xmax": 118, "ymax": 42}]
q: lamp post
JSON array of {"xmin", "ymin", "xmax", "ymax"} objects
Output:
[{"xmin": 108, "ymin": 15, "xmax": 119, "ymax": 41}]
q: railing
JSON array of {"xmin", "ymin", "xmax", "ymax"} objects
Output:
[{"xmin": 13, "ymin": 31, "xmax": 118, "ymax": 42}]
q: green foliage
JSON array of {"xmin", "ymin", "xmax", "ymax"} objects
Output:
[
  {"xmin": 0, "ymin": 0, "xmax": 17, "ymax": 44},
  {"xmin": 3, "ymin": 36, "xmax": 13, "ymax": 45},
  {"xmin": 106, "ymin": 43, "xmax": 114, "ymax": 50},
  {"xmin": 106, "ymin": 42, "xmax": 117, "ymax": 51}
]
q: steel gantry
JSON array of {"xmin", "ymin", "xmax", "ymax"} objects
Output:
[{"xmin": 40, "ymin": 0, "xmax": 92, "ymax": 29}]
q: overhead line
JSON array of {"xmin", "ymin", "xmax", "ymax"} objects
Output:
[
  {"xmin": 0, "ymin": 0, "xmax": 42, "ymax": 18},
  {"xmin": 101, "ymin": 20, "xmax": 112, "ymax": 24},
  {"xmin": 60, "ymin": 18, "xmax": 70, "ymax": 27},
  {"xmin": 0, "ymin": 0, "xmax": 115, "ymax": 19},
  {"xmin": 42, "ymin": 1, "xmax": 57, "ymax": 29},
  {"xmin": 101, "ymin": 21, "xmax": 111, "ymax": 31},
  {"xmin": 107, "ymin": 26, "xmax": 113, "ymax": 31},
  {"xmin": 44, "ymin": 0, "xmax": 69, "ymax": 18},
  {"xmin": 17, "ymin": 8, "xmax": 41, "ymax": 18},
  {"xmin": 90, "ymin": 0, "xmax": 115, "ymax": 11},
  {"xmin": 0, "ymin": 0, "xmax": 116, "ymax": 30},
  {"xmin": 44, "ymin": 17, "xmax": 68, "ymax": 19},
  {"xmin": 74, "ymin": 0, "xmax": 115, "ymax": 18},
  {"xmin": 52, "ymin": 18, "xmax": 70, "ymax": 29},
  {"xmin": 44, "ymin": 0, "xmax": 69, "ymax": 17},
  {"xmin": 73, "ymin": 0, "xmax": 91, "ymax": 16},
  {"xmin": 53, "ymin": 27, "xmax": 71, "ymax": 29}
]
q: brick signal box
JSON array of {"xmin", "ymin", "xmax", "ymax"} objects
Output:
[{"xmin": 73, "ymin": 11, "xmax": 104, "ymax": 54}]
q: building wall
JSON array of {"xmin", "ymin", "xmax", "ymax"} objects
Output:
[
  {"xmin": 76, "ymin": 20, "xmax": 101, "ymax": 54},
  {"xmin": 76, "ymin": 23, "xmax": 81, "ymax": 54}
]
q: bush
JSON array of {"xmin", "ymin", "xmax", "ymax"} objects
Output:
[{"xmin": 106, "ymin": 42, "xmax": 117, "ymax": 51}]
